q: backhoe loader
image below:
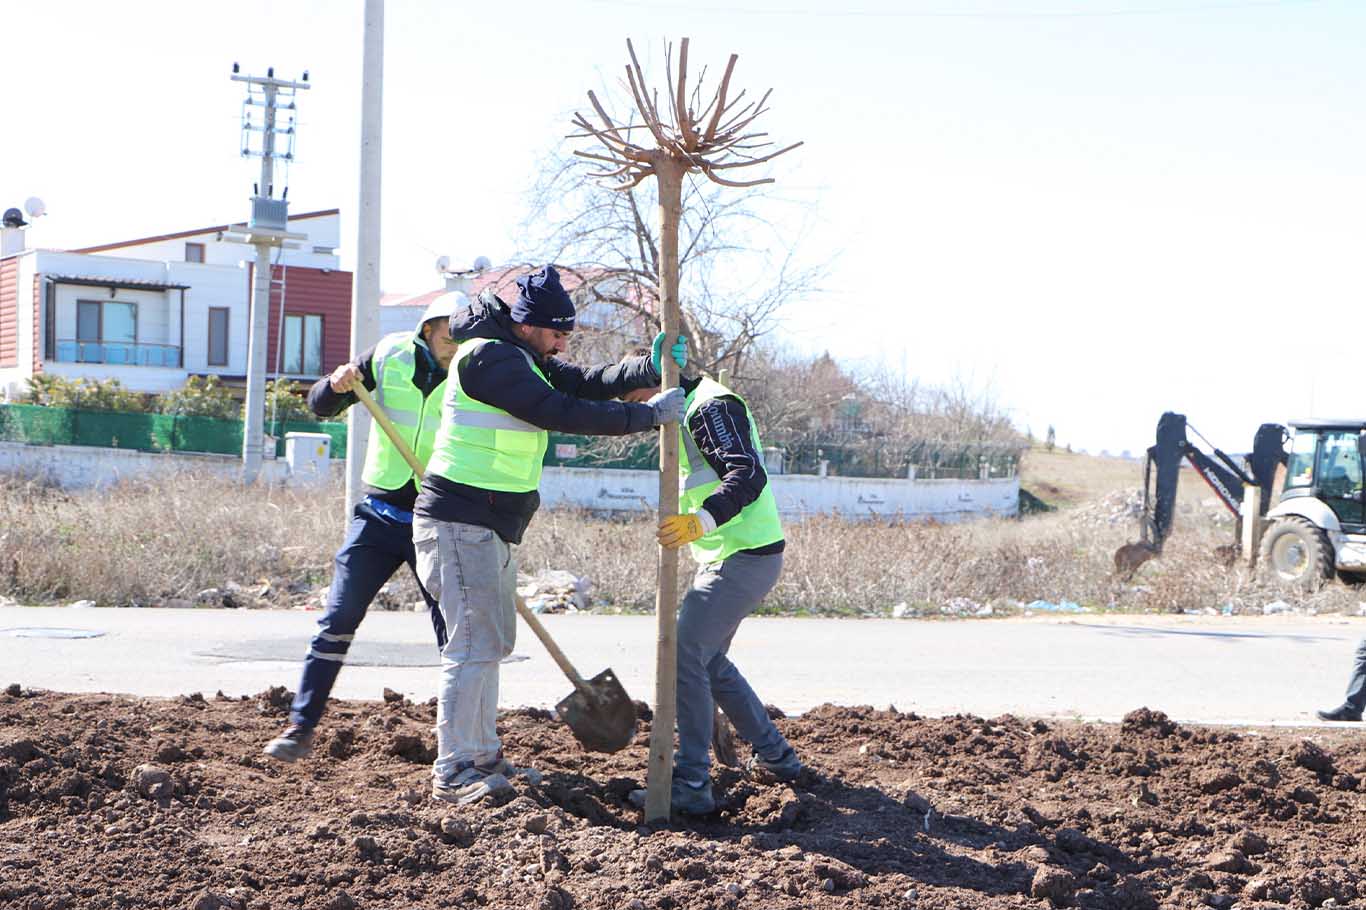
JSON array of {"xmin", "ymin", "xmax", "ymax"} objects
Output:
[{"xmin": 1115, "ymin": 412, "xmax": 1366, "ymax": 587}]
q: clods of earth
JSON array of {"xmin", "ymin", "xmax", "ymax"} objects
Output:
[{"xmin": 2, "ymin": 686, "xmax": 1364, "ymax": 909}]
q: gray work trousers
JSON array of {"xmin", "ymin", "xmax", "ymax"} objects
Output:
[
  {"xmin": 413, "ymin": 516, "xmax": 518, "ymax": 781},
  {"xmin": 674, "ymin": 550, "xmax": 792, "ymax": 785}
]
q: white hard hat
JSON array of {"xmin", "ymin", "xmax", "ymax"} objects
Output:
[{"xmin": 418, "ymin": 290, "xmax": 469, "ymax": 330}]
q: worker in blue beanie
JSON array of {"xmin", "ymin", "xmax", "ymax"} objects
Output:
[{"xmin": 414, "ymin": 264, "xmax": 688, "ymax": 806}]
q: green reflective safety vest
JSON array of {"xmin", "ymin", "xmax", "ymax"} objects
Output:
[
  {"xmin": 679, "ymin": 377, "xmax": 784, "ymax": 563},
  {"xmin": 426, "ymin": 338, "xmax": 552, "ymax": 493},
  {"xmin": 360, "ymin": 331, "xmax": 447, "ymax": 490}
]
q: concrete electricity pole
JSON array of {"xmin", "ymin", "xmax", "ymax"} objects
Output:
[
  {"xmin": 346, "ymin": 0, "xmax": 384, "ymax": 511},
  {"xmin": 229, "ymin": 65, "xmax": 310, "ymax": 483}
]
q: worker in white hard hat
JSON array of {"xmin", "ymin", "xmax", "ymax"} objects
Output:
[{"xmin": 264, "ymin": 291, "xmax": 467, "ymax": 763}]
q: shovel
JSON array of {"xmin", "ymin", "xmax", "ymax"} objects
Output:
[{"xmin": 351, "ymin": 384, "xmax": 638, "ymax": 753}]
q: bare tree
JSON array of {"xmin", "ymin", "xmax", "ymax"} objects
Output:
[
  {"xmin": 571, "ymin": 36, "xmax": 800, "ymax": 822},
  {"xmin": 519, "ymin": 146, "xmax": 825, "ymax": 375}
]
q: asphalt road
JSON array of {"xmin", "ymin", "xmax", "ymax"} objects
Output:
[{"xmin": 1, "ymin": 605, "xmax": 1361, "ymax": 727}]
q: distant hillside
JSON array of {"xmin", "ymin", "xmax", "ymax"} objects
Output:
[{"xmin": 1020, "ymin": 446, "xmax": 1220, "ymax": 510}]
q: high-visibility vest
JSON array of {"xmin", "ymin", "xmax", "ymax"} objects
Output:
[
  {"xmin": 360, "ymin": 331, "xmax": 447, "ymax": 490},
  {"xmin": 678, "ymin": 377, "xmax": 784, "ymax": 563},
  {"xmin": 426, "ymin": 338, "xmax": 552, "ymax": 493}
]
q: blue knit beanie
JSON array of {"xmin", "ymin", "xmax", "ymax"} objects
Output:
[{"xmin": 511, "ymin": 266, "xmax": 576, "ymax": 330}]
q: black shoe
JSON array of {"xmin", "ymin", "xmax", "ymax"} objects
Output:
[
  {"xmin": 746, "ymin": 747, "xmax": 804, "ymax": 782},
  {"xmin": 263, "ymin": 724, "xmax": 315, "ymax": 762},
  {"xmin": 1316, "ymin": 705, "xmax": 1363, "ymax": 722}
]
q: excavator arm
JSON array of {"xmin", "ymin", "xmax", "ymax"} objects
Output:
[{"xmin": 1116, "ymin": 412, "xmax": 1285, "ymax": 578}]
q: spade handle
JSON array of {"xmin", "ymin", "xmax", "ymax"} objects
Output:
[{"xmin": 353, "ymin": 382, "xmax": 591, "ymax": 696}]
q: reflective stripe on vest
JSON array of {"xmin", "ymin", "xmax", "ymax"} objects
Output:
[
  {"xmin": 360, "ymin": 331, "xmax": 446, "ymax": 490},
  {"xmin": 426, "ymin": 338, "xmax": 552, "ymax": 493},
  {"xmin": 678, "ymin": 377, "xmax": 784, "ymax": 563}
]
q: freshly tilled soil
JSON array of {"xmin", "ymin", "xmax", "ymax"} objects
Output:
[{"xmin": 2, "ymin": 686, "xmax": 1364, "ymax": 909}]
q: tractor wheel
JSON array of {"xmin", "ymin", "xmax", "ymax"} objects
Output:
[{"xmin": 1258, "ymin": 517, "xmax": 1335, "ymax": 588}]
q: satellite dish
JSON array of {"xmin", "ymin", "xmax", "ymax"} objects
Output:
[
  {"xmin": 472, "ymin": 255, "xmax": 492, "ymax": 272},
  {"xmin": 24, "ymin": 197, "xmax": 46, "ymax": 219},
  {"xmin": 435, "ymin": 254, "xmax": 451, "ymax": 273}
]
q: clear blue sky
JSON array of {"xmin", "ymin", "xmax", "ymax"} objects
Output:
[{"xmin": 6, "ymin": 0, "xmax": 1363, "ymax": 456}]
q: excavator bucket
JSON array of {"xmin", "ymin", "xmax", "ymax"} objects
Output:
[{"xmin": 1113, "ymin": 541, "xmax": 1158, "ymax": 580}]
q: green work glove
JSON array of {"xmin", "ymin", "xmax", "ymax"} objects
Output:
[{"xmin": 651, "ymin": 332, "xmax": 688, "ymax": 374}]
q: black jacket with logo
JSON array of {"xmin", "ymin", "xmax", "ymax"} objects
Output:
[{"xmin": 681, "ymin": 376, "xmax": 784, "ymax": 555}]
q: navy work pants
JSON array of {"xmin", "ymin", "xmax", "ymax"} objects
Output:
[{"xmin": 289, "ymin": 499, "xmax": 445, "ymax": 729}]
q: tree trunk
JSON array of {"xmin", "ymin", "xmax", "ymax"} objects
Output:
[{"xmin": 644, "ymin": 156, "xmax": 685, "ymax": 824}]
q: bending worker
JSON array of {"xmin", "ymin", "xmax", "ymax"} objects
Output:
[
  {"xmin": 650, "ymin": 371, "xmax": 804, "ymax": 815},
  {"xmin": 263, "ymin": 292, "xmax": 465, "ymax": 762},
  {"xmin": 413, "ymin": 265, "xmax": 686, "ymax": 806}
]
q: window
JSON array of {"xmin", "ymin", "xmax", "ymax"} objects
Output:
[
  {"xmin": 1284, "ymin": 430, "xmax": 1318, "ymax": 489},
  {"xmin": 282, "ymin": 314, "xmax": 323, "ymax": 374},
  {"xmin": 185, "ymin": 242, "xmax": 205, "ymax": 263},
  {"xmin": 1317, "ymin": 431, "xmax": 1363, "ymax": 499},
  {"xmin": 207, "ymin": 307, "xmax": 229, "ymax": 367},
  {"xmin": 75, "ymin": 300, "xmax": 137, "ymax": 364}
]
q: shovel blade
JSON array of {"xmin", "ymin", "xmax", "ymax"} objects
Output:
[{"xmin": 555, "ymin": 668, "xmax": 636, "ymax": 754}]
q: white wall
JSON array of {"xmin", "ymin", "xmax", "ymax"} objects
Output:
[
  {"xmin": 539, "ymin": 467, "xmax": 1019, "ymax": 521},
  {"xmin": 380, "ymin": 305, "xmax": 424, "ymax": 338},
  {"xmin": 0, "ymin": 251, "xmax": 39, "ymax": 399},
  {"xmin": 0, "ymin": 441, "xmax": 308, "ymax": 488},
  {"xmin": 0, "ymin": 441, "xmax": 1020, "ymax": 521},
  {"xmin": 166, "ymin": 261, "xmax": 249, "ymax": 374},
  {"xmin": 39, "ymin": 363, "xmax": 190, "ymax": 394},
  {"xmin": 100, "ymin": 212, "xmax": 341, "ymax": 271}
]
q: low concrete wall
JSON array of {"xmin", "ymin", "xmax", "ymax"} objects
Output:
[
  {"xmin": 540, "ymin": 466, "xmax": 1018, "ymax": 521},
  {"xmin": 0, "ymin": 441, "xmax": 1019, "ymax": 521},
  {"xmin": 0, "ymin": 441, "xmax": 316, "ymax": 488}
]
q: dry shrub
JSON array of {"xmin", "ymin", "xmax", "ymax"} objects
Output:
[
  {"xmin": 1, "ymin": 472, "xmax": 1359, "ymax": 615},
  {"xmin": 0, "ymin": 471, "xmax": 339, "ymax": 605}
]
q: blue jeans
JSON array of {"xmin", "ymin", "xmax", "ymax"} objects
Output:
[
  {"xmin": 289, "ymin": 499, "xmax": 445, "ymax": 729},
  {"xmin": 674, "ymin": 551, "xmax": 792, "ymax": 786}
]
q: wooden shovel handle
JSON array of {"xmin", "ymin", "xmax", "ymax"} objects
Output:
[
  {"xmin": 354, "ymin": 381, "xmax": 592, "ymax": 696},
  {"xmin": 513, "ymin": 595, "xmax": 590, "ymax": 693},
  {"xmin": 352, "ymin": 384, "xmax": 425, "ymax": 476}
]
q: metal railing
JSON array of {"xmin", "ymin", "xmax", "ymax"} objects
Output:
[{"xmin": 54, "ymin": 340, "xmax": 183, "ymax": 368}]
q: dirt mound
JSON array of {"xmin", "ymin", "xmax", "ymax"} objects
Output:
[{"xmin": 1, "ymin": 690, "xmax": 1364, "ymax": 909}]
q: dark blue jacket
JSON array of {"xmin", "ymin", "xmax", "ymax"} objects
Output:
[{"xmin": 415, "ymin": 293, "xmax": 660, "ymax": 543}]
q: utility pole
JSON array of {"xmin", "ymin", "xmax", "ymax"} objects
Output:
[
  {"xmin": 347, "ymin": 0, "xmax": 384, "ymax": 510},
  {"xmin": 228, "ymin": 65, "xmax": 310, "ymax": 483}
]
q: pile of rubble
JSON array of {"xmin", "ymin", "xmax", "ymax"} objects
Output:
[
  {"xmin": 517, "ymin": 570, "xmax": 592, "ymax": 614},
  {"xmin": 1070, "ymin": 489, "xmax": 1145, "ymax": 528}
]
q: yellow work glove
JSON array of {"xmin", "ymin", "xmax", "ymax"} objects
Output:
[{"xmin": 656, "ymin": 510, "xmax": 717, "ymax": 549}]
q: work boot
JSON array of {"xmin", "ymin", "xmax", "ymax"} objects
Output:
[
  {"xmin": 670, "ymin": 777, "xmax": 716, "ymax": 815},
  {"xmin": 746, "ymin": 746, "xmax": 804, "ymax": 782},
  {"xmin": 432, "ymin": 762, "xmax": 513, "ymax": 806},
  {"xmin": 262, "ymin": 724, "xmax": 315, "ymax": 763},
  {"xmin": 1316, "ymin": 705, "xmax": 1363, "ymax": 722},
  {"xmin": 476, "ymin": 749, "xmax": 542, "ymax": 784},
  {"xmin": 625, "ymin": 776, "xmax": 717, "ymax": 815}
]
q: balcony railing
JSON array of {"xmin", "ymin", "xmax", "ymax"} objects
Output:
[{"xmin": 54, "ymin": 340, "xmax": 183, "ymax": 368}]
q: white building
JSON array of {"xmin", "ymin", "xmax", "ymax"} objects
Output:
[{"xmin": 0, "ymin": 208, "xmax": 351, "ymax": 399}]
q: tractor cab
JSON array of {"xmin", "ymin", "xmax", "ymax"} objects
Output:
[{"xmin": 1279, "ymin": 420, "xmax": 1366, "ymax": 535}]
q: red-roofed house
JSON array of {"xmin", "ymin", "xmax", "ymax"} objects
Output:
[{"xmin": 0, "ymin": 208, "xmax": 351, "ymax": 399}]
